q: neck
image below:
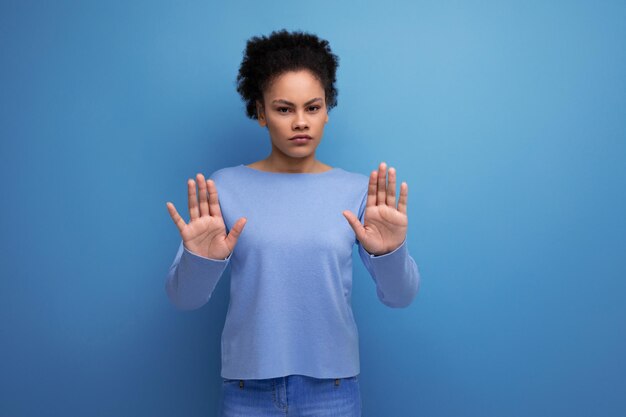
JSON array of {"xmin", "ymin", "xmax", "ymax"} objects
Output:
[{"xmin": 262, "ymin": 153, "xmax": 323, "ymax": 174}]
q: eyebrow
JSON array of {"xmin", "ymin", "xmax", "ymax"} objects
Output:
[{"xmin": 271, "ymin": 97, "xmax": 323, "ymax": 106}]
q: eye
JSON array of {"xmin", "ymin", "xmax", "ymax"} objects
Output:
[
  {"xmin": 308, "ymin": 106, "xmax": 320, "ymax": 111},
  {"xmin": 277, "ymin": 107, "xmax": 291, "ymax": 113}
]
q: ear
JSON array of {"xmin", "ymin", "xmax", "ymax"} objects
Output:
[
  {"xmin": 256, "ymin": 100, "xmax": 266, "ymax": 127},
  {"xmin": 325, "ymin": 113, "xmax": 329, "ymax": 124}
]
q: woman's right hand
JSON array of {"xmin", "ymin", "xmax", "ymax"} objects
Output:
[{"xmin": 166, "ymin": 173, "xmax": 247, "ymax": 260}]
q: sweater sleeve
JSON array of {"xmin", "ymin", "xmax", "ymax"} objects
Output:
[
  {"xmin": 355, "ymin": 191, "xmax": 421, "ymax": 308},
  {"xmin": 164, "ymin": 240, "xmax": 231, "ymax": 310}
]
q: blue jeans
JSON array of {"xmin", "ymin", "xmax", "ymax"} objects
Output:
[{"xmin": 219, "ymin": 374, "xmax": 362, "ymax": 416}]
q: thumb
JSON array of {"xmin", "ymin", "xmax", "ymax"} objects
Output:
[
  {"xmin": 225, "ymin": 217, "xmax": 247, "ymax": 249},
  {"xmin": 342, "ymin": 210, "xmax": 366, "ymax": 242}
]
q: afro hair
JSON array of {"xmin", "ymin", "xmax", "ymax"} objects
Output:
[{"xmin": 236, "ymin": 29, "xmax": 340, "ymax": 120}]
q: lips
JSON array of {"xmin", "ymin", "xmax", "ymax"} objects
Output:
[{"xmin": 289, "ymin": 135, "xmax": 312, "ymax": 140}]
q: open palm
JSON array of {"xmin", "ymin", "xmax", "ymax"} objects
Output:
[
  {"xmin": 343, "ymin": 162, "xmax": 408, "ymax": 256},
  {"xmin": 166, "ymin": 173, "xmax": 247, "ymax": 260}
]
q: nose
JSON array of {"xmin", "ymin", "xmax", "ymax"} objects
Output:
[{"xmin": 292, "ymin": 110, "xmax": 308, "ymax": 130}]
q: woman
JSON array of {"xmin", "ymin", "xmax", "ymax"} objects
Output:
[{"xmin": 165, "ymin": 29, "xmax": 420, "ymax": 417}]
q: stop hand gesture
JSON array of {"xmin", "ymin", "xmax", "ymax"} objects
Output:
[
  {"xmin": 166, "ymin": 173, "xmax": 247, "ymax": 260},
  {"xmin": 342, "ymin": 162, "xmax": 409, "ymax": 256}
]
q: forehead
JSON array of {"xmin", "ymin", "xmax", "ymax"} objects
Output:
[{"xmin": 264, "ymin": 70, "xmax": 325, "ymax": 100}]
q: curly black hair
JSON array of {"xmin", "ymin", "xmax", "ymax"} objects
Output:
[{"xmin": 236, "ymin": 29, "xmax": 340, "ymax": 120}]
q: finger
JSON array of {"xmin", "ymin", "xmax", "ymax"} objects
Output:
[
  {"xmin": 387, "ymin": 167, "xmax": 397, "ymax": 208},
  {"xmin": 366, "ymin": 170, "xmax": 377, "ymax": 209},
  {"xmin": 188, "ymin": 179, "xmax": 199, "ymax": 220},
  {"xmin": 225, "ymin": 216, "xmax": 247, "ymax": 249},
  {"xmin": 196, "ymin": 173, "xmax": 209, "ymax": 217},
  {"xmin": 377, "ymin": 162, "xmax": 387, "ymax": 206},
  {"xmin": 166, "ymin": 202, "xmax": 186, "ymax": 233},
  {"xmin": 342, "ymin": 210, "xmax": 366, "ymax": 242},
  {"xmin": 398, "ymin": 182, "xmax": 408, "ymax": 215},
  {"xmin": 206, "ymin": 179, "xmax": 223, "ymax": 219}
]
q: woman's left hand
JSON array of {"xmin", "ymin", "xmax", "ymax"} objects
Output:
[{"xmin": 343, "ymin": 162, "xmax": 408, "ymax": 256}]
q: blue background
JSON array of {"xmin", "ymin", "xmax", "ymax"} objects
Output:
[{"xmin": 1, "ymin": 1, "xmax": 625, "ymax": 416}]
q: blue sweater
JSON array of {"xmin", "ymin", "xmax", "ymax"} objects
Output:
[{"xmin": 165, "ymin": 164, "xmax": 421, "ymax": 380}]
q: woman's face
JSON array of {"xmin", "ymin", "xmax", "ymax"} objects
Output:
[{"xmin": 256, "ymin": 69, "xmax": 329, "ymax": 163}]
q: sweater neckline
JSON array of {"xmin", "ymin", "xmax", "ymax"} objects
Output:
[{"xmin": 239, "ymin": 164, "xmax": 340, "ymax": 176}]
